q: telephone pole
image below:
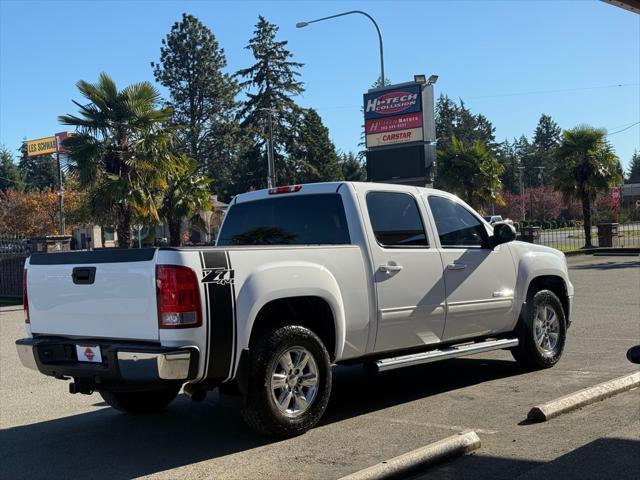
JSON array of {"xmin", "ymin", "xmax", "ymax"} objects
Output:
[{"xmin": 517, "ymin": 166, "xmax": 525, "ymax": 221}]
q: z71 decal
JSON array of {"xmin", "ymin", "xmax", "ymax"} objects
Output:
[{"xmin": 201, "ymin": 268, "xmax": 234, "ymax": 285}]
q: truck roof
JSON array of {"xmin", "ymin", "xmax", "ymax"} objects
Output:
[{"xmin": 232, "ymin": 181, "xmax": 444, "ymax": 205}]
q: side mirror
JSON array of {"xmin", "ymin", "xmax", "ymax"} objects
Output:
[
  {"xmin": 627, "ymin": 345, "xmax": 640, "ymax": 364},
  {"xmin": 489, "ymin": 223, "xmax": 517, "ymax": 248}
]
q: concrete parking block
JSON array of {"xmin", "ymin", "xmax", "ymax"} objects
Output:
[
  {"xmin": 527, "ymin": 372, "xmax": 640, "ymax": 422},
  {"xmin": 338, "ymin": 430, "xmax": 481, "ymax": 480}
]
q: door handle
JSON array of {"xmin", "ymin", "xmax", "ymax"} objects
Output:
[
  {"xmin": 446, "ymin": 262, "xmax": 467, "ymax": 271},
  {"xmin": 379, "ymin": 264, "xmax": 403, "ymax": 274}
]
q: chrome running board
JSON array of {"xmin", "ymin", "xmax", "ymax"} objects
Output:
[{"xmin": 375, "ymin": 338, "xmax": 519, "ymax": 372}]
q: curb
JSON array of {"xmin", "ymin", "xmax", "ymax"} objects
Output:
[
  {"xmin": 564, "ymin": 248, "xmax": 640, "ymax": 257},
  {"xmin": 338, "ymin": 430, "xmax": 481, "ymax": 480},
  {"xmin": 0, "ymin": 305, "xmax": 23, "ymax": 312},
  {"xmin": 527, "ymin": 371, "xmax": 640, "ymax": 422}
]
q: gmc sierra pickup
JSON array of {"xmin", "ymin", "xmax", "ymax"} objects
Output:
[{"xmin": 16, "ymin": 182, "xmax": 573, "ymax": 437}]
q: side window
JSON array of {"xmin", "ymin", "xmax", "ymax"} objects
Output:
[
  {"xmin": 428, "ymin": 196, "xmax": 488, "ymax": 248},
  {"xmin": 366, "ymin": 192, "xmax": 429, "ymax": 247}
]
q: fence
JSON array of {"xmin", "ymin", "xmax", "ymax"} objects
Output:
[
  {"xmin": 0, "ymin": 235, "xmax": 29, "ymax": 298},
  {"xmin": 519, "ymin": 222, "xmax": 640, "ymax": 252}
]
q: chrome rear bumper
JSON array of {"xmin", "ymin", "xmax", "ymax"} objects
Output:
[{"xmin": 16, "ymin": 337, "xmax": 198, "ymax": 384}]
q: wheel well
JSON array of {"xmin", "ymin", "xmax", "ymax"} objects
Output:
[
  {"xmin": 250, "ymin": 296, "xmax": 337, "ymax": 360},
  {"xmin": 526, "ymin": 276, "xmax": 569, "ymax": 319}
]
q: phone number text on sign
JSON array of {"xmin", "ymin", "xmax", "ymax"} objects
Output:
[{"xmin": 365, "ymin": 113, "xmax": 423, "ymax": 135}]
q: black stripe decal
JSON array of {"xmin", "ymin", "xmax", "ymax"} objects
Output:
[
  {"xmin": 198, "ymin": 252, "xmax": 210, "ymax": 380},
  {"xmin": 202, "ymin": 250, "xmax": 235, "ymax": 381},
  {"xmin": 226, "ymin": 250, "xmax": 238, "ymax": 380}
]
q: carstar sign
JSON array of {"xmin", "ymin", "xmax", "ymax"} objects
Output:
[{"xmin": 366, "ymin": 127, "xmax": 424, "ymax": 148}]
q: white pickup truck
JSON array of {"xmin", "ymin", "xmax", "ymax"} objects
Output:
[{"xmin": 17, "ymin": 182, "xmax": 573, "ymax": 437}]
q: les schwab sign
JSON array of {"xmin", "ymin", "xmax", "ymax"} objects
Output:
[
  {"xmin": 26, "ymin": 136, "xmax": 57, "ymax": 157},
  {"xmin": 26, "ymin": 132, "xmax": 74, "ymax": 157},
  {"xmin": 364, "ymin": 85, "xmax": 423, "ymax": 148}
]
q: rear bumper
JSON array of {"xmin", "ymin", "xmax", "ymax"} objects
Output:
[{"xmin": 16, "ymin": 337, "xmax": 199, "ymax": 387}]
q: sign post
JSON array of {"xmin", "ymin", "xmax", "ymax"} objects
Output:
[
  {"xmin": 24, "ymin": 132, "xmax": 74, "ymax": 235},
  {"xmin": 612, "ymin": 187, "xmax": 620, "ymax": 223}
]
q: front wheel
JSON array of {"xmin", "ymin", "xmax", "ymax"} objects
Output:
[
  {"xmin": 511, "ymin": 289, "xmax": 567, "ymax": 370},
  {"xmin": 241, "ymin": 325, "xmax": 332, "ymax": 438},
  {"xmin": 99, "ymin": 385, "xmax": 181, "ymax": 414}
]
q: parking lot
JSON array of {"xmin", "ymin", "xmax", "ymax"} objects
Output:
[{"xmin": 1, "ymin": 254, "xmax": 638, "ymax": 480}]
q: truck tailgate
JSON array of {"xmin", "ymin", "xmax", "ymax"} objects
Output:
[{"xmin": 27, "ymin": 249, "xmax": 159, "ymax": 341}]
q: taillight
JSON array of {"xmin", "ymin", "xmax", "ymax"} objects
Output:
[
  {"xmin": 23, "ymin": 269, "xmax": 29, "ymax": 323},
  {"xmin": 268, "ymin": 185, "xmax": 302, "ymax": 195},
  {"xmin": 156, "ymin": 265, "xmax": 202, "ymax": 329}
]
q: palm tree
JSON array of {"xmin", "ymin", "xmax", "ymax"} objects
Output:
[
  {"xmin": 437, "ymin": 136, "xmax": 504, "ymax": 210},
  {"xmin": 552, "ymin": 125, "xmax": 622, "ymax": 248},
  {"xmin": 59, "ymin": 73, "xmax": 179, "ymax": 247},
  {"xmin": 160, "ymin": 158, "xmax": 212, "ymax": 246}
]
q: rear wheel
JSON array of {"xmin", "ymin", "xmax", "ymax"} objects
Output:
[
  {"xmin": 99, "ymin": 386, "xmax": 180, "ymax": 414},
  {"xmin": 512, "ymin": 289, "xmax": 566, "ymax": 370},
  {"xmin": 241, "ymin": 325, "xmax": 332, "ymax": 438}
]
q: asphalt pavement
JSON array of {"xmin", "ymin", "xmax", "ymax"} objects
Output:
[{"xmin": 1, "ymin": 254, "xmax": 638, "ymax": 480}]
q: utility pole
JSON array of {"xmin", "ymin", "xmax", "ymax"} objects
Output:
[
  {"xmin": 517, "ymin": 165, "xmax": 525, "ymax": 221},
  {"xmin": 259, "ymin": 107, "xmax": 276, "ymax": 188},
  {"xmin": 536, "ymin": 166, "xmax": 546, "ymax": 221},
  {"xmin": 267, "ymin": 109, "xmax": 276, "ymax": 188}
]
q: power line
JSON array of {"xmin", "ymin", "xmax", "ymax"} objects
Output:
[
  {"xmin": 607, "ymin": 121, "xmax": 640, "ymax": 136},
  {"xmin": 468, "ymin": 83, "xmax": 639, "ymax": 100},
  {"xmin": 312, "ymin": 83, "xmax": 640, "ymax": 110}
]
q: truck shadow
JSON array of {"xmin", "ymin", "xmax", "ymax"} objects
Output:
[
  {"xmin": 324, "ymin": 357, "xmax": 523, "ymax": 424},
  {"xmin": 0, "ymin": 357, "xmax": 523, "ymax": 480}
]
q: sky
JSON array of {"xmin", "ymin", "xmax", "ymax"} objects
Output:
[{"xmin": 1, "ymin": 0, "xmax": 639, "ymax": 170}]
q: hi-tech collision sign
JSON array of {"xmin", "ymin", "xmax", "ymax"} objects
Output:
[
  {"xmin": 364, "ymin": 84, "xmax": 423, "ymax": 148},
  {"xmin": 364, "ymin": 84, "xmax": 422, "ymax": 120}
]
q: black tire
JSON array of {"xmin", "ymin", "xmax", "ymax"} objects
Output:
[
  {"xmin": 511, "ymin": 289, "xmax": 567, "ymax": 370},
  {"xmin": 99, "ymin": 386, "xmax": 180, "ymax": 414},
  {"xmin": 241, "ymin": 325, "xmax": 332, "ymax": 438}
]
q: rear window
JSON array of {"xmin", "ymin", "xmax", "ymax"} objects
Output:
[{"xmin": 217, "ymin": 193, "xmax": 351, "ymax": 246}]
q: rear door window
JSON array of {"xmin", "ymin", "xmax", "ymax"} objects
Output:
[{"xmin": 218, "ymin": 194, "xmax": 350, "ymax": 246}]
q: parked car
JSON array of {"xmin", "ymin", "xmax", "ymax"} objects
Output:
[
  {"xmin": 483, "ymin": 215, "xmax": 513, "ymax": 226},
  {"xmin": 17, "ymin": 182, "xmax": 573, "ymax": 437}
]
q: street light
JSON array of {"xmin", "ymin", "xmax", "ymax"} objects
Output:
[{"xmin": 296, "ymin": 11, "xmax": 386, "ymax": 86}]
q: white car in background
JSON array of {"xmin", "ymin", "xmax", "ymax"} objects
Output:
[{"xmin": 483, "ymin": 215, "xmax": 514, "ymax": 226}]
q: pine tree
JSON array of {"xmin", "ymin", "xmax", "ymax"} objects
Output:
[
  {"xmin": 533, "ymin": 114, "xmax": 562, "ymax": 151},
  {"xmin": 0, "ymin": 146, "xmax": 23, "ymax": 191},
  {"xmin": 235, "ymin": 16, "xmax": 304, "ymax": 189},
  {"xmin": 18, "ymin": 145, "xmax": 59, "ymax": 191},
  {"xmin": 152, "ymin": 13, "xmax": 238, "ymax": 189},
  {"xmin": 496, "ymin": 139, "xmax": 520, "ymax": 194},
  {"xmin": 532, "ymin": 113, "xmax": 561, "ymax": 184},
  {"xmin": 435, "ymin": 95, "xmax": 496, "ymax": 151},
  {"xmin": 341, "ymin": 152, "xmax": 366, "ymax": 181},
  {"xmin": 292, "ymin": 109, "xmax": 343, "ymax": 184},
  {"xmin": 627, "ymin": 149, "xmax": 640, "ymax": 180}
]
